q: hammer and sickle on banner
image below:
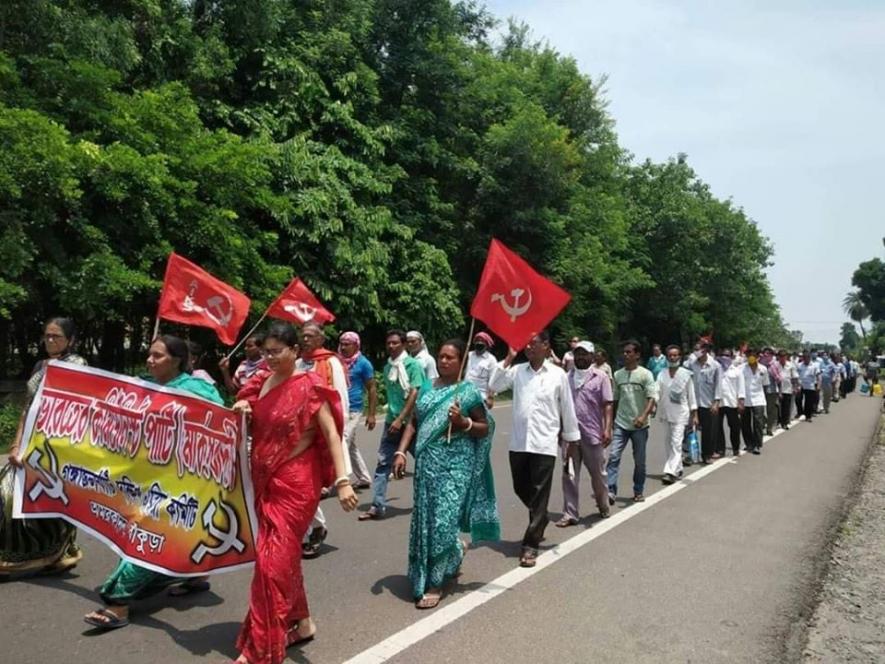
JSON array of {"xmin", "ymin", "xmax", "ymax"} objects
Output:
[
  {"xmin": 190, "ymin": 498, "xmax": 246, "ymax": 564},
  {"xmin": 26, "ymin": 442, "xmax": 69, "ymax": 506},
  {"xmin": 491, "ymin": 288, "xmax": 533, "ymax": 322},
  {"xmin": 283, "ymin": 301, "xmax": 317, "ymax": 322}
]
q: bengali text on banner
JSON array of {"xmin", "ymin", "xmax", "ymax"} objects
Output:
[{"xmin": 13, "ymin": 361, "xmax": 258, "ymax": 577}]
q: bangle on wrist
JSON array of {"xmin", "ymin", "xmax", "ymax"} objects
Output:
[
  {"xmin": 393, "ymin": 451, "xmax": 407, "ymax": 460},
  {"xmin": 334, "ymin": 476, "xmax": 351, "ymax": 487},
  {"xmin": 462, "ymin": 417, "xmax": 474, "ymax": 432}
]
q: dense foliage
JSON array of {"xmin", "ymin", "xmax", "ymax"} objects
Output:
[{"xmin": 0, "ymin": 0, "xmax": 789, "ymax": 377}]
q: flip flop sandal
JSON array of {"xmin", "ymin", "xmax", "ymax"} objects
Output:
[
  {"xmin": 415, "ymin": 594, "xmax": 442, "ymax": 609},
  {"xmin": 84, "ymin": 608, "xmax": 130, "ymax": 631},
  {"xmin": 168, "ymin": 579, "xmax": 211, "ymax": 596}
]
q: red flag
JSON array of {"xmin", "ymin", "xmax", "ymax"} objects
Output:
[
  {"xmin": 267, "ymin": 278, "xmax": 336, "ymax": 325},
  {"xmin": 156, "ymin": 253, "xmax": 251, "ymax": 345},
  {"xmin": 470, "ymin": 239, "xmax": 571, "ymax": 350}
]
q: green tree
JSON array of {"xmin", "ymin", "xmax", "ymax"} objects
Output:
[
  {"xmin": 852, "ymin": 259, "xmax": 885, "ymax": 322},
  {"xmin": 843, "ymin": 290, "xmax": 869, "ymax": 339},
  {"xmin": 839, "ymin": 322, "xmax": 860, "ymax": 351}
]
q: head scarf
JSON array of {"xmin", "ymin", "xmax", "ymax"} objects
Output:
[
  {"xmin": 759, "ymin": 350, "xmax": 782, "ymax": 383},
  {"xmin": 338, "ymin": 331, "xmax": 362, "ymax": 371},
  {"xmin": 473, "ymin": 332, "xmax": 495, "ymax": 348},
  {"xmin": 406, "ymin": 330, "xmax": 428, "ymax": 353}
]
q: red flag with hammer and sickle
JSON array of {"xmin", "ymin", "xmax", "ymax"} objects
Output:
[
  {"xmin": 470, "ymin": 239, "xmax": 571, "ymax": 350},
  {"xmin": 267, "ymin": 278, "xmax": 336, "ymax": 325},
  {"xmin": 156, "ymin": 253, "xmax": 251, "ymax": 345}
]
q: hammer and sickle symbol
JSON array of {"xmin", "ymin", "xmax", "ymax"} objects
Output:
[
  {"xmin": 205, "ymin": 295, "xmax": 233, "ymax": 327},
  {"xmin": 26, "ymin": 442, "xmax": 69, "ymax": 506},
  {"xmin": 190, "ymin": 498, "xmax": 246, "ymax": 564},
  {"xmin": 491, "ymin": 288, "xmax": 533, "ymax": 322},
  {"xmin": 283, "ymin": 302, "xmax": 317, "ymax": 322}
]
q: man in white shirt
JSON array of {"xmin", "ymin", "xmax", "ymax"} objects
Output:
[
  {"xmin": 683, "ymin": 341, "xmax": 722, "ymax": 462},
  {"xmin": 658, "ymin": 345, "xmax": 699, "ymax": 484},
  {"xmin": 466, "ymin": 331, "xmax": 498, "ymax": 408},
  {"xmin": 741, "ymin": 349, "xmax": 769, "ymax": 454},
  {"xmin": 489, "ymin": 330, "xmax": 580, "ymax": 569},
  {"xmin": 796, "ymin": 350, "xmax": 822, "ymax": 421},
  {"xmin": 716, "ymin": 348, "xmax": 745, "ymax": 456},
  {"xmin": 776, "ymin": 350, "xmax": 799, "ymax": 429}
]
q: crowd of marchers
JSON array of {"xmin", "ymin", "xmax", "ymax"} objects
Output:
[{"xmin": 2, "ymin": 318, "xmax": 882, "ymax": 664}]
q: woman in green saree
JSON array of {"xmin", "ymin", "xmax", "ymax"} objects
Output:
[
  {"xmin": 393, "ymin": 339, "xmax": 499, "ymax": 609},
  {"xmin": 1, "ymin": 317, "xmax": 87, "ymax": 576},
  {"xmin": 83, "ymin": 334, "xmax": 223, "ymax": 630}
]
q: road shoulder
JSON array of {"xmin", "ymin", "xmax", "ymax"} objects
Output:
[{"xmin": 803, "ymin": 410, "xmax": 885, "ymax": 662}]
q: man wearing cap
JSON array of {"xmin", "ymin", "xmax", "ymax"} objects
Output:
[
  {"xmin": 466, "ymin": 331, "xmax": 498, "ymax": 408},
  {"xmin": 556, "ymin": 341, "xmax": 613, "ymax": 526}
]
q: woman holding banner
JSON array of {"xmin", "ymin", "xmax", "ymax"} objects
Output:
[
  {"xmin": 231, "ymin": 322, "xmax": 358, "ymax": 664},
  {"xmin": 1, "ymin": 317, "xmax": 87, "ymax": 576},
  {"xmin": 84, "ymin": 334, "xmax": 224, "ymax": 630},
  {"xmin": 392, "ymin": 339, "xmax": 499, "ymax": 610}
]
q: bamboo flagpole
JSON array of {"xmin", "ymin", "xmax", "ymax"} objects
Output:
[
  {"xmin": 447, "ymin": 317, "xmax": 477, "ymax": 442},
  {"xmin": 223, "ymin": 310, "xmax": 270, "ymax": 362}
]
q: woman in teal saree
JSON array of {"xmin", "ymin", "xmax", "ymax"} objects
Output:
[{"xmin": 393, "ymin": 339, "xmax": 499, "ymax": 609}]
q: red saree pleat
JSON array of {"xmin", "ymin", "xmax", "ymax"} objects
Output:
[{"xmin": 235, "ymin": 371, "xmax": 342, "ymax": 664}]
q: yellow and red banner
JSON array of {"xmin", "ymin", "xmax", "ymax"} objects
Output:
[{"xmin": 13, "ymin": 362, "xmax": 257, "ymax": 577}]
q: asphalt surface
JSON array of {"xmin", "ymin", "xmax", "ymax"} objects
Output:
[{"xmin": 1, "ymin": 392, "xmax": 881, "ymax": 664}]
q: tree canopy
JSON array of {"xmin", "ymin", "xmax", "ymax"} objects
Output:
[{"xmin": 0, "ymin": 0, "xmax": 790, "ymax": 376}]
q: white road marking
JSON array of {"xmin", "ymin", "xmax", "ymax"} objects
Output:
[{"xmin": 345, "ymin": 419, "xmax": 796, "ymax": 663}]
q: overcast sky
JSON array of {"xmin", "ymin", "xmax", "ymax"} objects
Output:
[{"xmin": 485, "ymin": 0, "xmax": 883, "ymax": 344}]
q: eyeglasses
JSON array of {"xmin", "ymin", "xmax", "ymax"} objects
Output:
[{"xmin": 261, "ymin": 347, "xmax": 289, "ymax": 358}]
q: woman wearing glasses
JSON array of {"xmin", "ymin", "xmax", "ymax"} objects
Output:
[
  {"xmin": 1, "ymin": 317, "xmax": 88, "ymax": 576},
  {"xmin": 232, "ymin": 322, "xmax": 357, "ymax": 663}
]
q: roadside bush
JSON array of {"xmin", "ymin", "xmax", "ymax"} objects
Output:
[{"xmin": 0, "ymin": 402, "xmax": 22, "ymax": 453}]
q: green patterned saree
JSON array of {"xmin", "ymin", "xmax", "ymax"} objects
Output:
[{"xmin": 407, "ymin": 381, "xmax": 499, "ymax": 599}]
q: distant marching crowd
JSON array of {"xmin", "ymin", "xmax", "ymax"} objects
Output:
[{"xmin": 2, "ymin": 318, "xmax": 882, "ymax": 663}]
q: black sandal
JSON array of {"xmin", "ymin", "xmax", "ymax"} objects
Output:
[
  {"xmin": 168, "ymin": 579, "xmax": 211, "ymax": 596},
  {"xmin": 519, "ymin": 547, "xmax": 538, "ymax": 568}
]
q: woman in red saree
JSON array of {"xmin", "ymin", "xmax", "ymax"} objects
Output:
[{"xmin": 233, "ymin": 322, "xmax": 358, "ymax": 664}]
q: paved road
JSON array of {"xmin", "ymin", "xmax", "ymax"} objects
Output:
[{"xmin": 1, "ymin": 393, "xmax": 881, "ymax": 664}]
